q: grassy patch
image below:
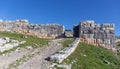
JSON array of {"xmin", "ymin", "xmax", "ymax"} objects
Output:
[
  {"xmin": 63, "ymin": 42, "xmax": 120, "ymax": 69},
  {"xmin": 62, "ymin": 38, "xmax": 74, "ymax": 48},
  {"xmin": 0, "ymin": 31, "xmax": 49, "ymax": 54}
]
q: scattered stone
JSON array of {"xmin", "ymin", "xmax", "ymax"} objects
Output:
[
  {"xmin": 19, "ymin": 41, "xmax": 26, "ymax": 44},
  {"xmin": 104, "ymin": 60, "xmax": 110, "ymax": 65},
  {"xmin": 2, "ymin": 54, "xmax": 5, "ymax": 56},
  {"xmin": 0, "ymin": 37, "xmax": 26, "ymax": 52},
  {"xmin": 83, "ymin": 54, "xmax": 87, "ymax": 57},
  {"xmin": 11, "ymin": 40, "xmax": 19, "ymax": 43},
  {"xmin": 22, "ymin": 35, "xmax": 27, "ymax": 38}
]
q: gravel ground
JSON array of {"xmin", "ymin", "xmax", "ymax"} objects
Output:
[
  {"xmin": 0, "ymin": 38, "xmax": 63, "ymax": 69},
  {"xmin": 18, "ymin": 39, "xmax": 63, "ymax": 69},
  {"xmin": 0, "ymin": 48, "xmax": 31, "ymax": 69}
]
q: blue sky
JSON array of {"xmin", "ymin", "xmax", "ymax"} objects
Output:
[{"xmin": 0, "ymin": 0, "xmax": 120, "ymax": 35}]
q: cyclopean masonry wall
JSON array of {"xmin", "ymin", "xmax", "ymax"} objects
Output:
[
  {"xmin": 73, "ymin": 20, "xmax": 115, "ymax": 49},
  {"xmin": 50, "ymin": 38, "xmax": 80, "ymax": 63},
  {"xmin": 0, "ymin": 19, "xmax": 65, "ymax": 38}
]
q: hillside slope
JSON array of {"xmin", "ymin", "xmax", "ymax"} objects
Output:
[
  {"xmin": 0, "ymin": 31, "xmax": 50, "ymax": 69},
  {"xmin": 0, "ymin": 31, "xmax": 49, "ymax": 53},
  {"xmin": 63, "ymin": 42, "xmax": 120, "ymax": 69}
]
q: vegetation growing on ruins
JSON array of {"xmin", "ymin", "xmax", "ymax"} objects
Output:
[
  {"xmin": 0, "ymin": 31, "xmax": 49, "ymax": 55},
  {"xmin": 62, "ymin": 42, "xmax": 120, "ymax": 69},
  {"xmin": 62, "ymin": 38, "xmax": 74, "ymax": 48}
]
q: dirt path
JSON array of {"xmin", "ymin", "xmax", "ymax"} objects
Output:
[
  {"xmin": 0, "ymin": 39, "xmax": 63, "ymax": 69},
  {"xmin": 18, "ymin": 39, "xmax": 63, "ymax": 69},
  {"xmin": 0, "ymin": 48, "xmax": 31, "ymax": 69}
]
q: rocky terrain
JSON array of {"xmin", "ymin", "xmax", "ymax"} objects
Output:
[
  {"xmin": 17, "ymin": 39, "xmax": 63, "ymax": 69},
  {"xmin": 0, "ymin": 31, "xmax": 73, "ymax": 69},
  {"xmin": 0, "ymin": 38, "xmax": 64, "ymax": 69},
  {"xmin": 0, "ymin": 31, "xmax": 75, "ymax": 69}
]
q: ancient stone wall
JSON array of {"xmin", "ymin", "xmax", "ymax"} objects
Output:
[
  {"xmin": 0, "ymin": 19, "xmax": 65, "ymax": 38},
  {"xmin": 50, "ymin": 38, "xmax": 80, "ymax": 63},
  {"xmin": 73, "ymin": 20, "xmax": 115, "ymax": 49},
  {"xmin": 73, "ymin": 25, "xmax": 79, "ymax": 37},
  {"xmin": 64, "ymin": 30, "xmax": 73, "ymax": 37}
]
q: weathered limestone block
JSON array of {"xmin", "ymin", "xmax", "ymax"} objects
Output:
[
  {"xmin": 74, "ymin": 20, "xmax": 115, "ymax": 49},
  {"xmin": 0, "ymin": 19, "xmax": 65, "ymax": 38},
  {"xmin": 50, "ymin": 38, "xmax": 80, "ymax": 63}
]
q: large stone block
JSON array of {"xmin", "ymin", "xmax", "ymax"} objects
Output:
[{"xmin": 73, "ymin": 20, "xmax": 115, "ymax": 49}]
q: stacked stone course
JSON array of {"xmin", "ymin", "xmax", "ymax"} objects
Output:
[
  {"xmin": 0, "ymin": 19, "xmax": 65, "ymax": 38},
  {"xmin": 73, "ymin": 20, "xmax": 115, "ymax": 49},
  {"xmin": 0, "ymin": 19, "xmax": 116, "ymax": 48}
]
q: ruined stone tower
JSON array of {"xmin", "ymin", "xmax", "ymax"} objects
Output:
[{"xmin": 73, "ymin": 20, "xmax": 115, "ymax": 49}]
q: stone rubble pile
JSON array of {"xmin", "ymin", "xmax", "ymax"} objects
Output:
[
  {"xmin": 50, "ymin": 38, "xmax": 80, "ymax": 63},
  {"xmin": 0, "ymin": 19, "xmax": 65, "ymax": 38},
  {"xmin": 0, "ymin": 37, "xmax": 26, "ymax": 52},
  {"xmin": 73, "ymin": 20, "xmax": 115, "ymax": 49}
]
